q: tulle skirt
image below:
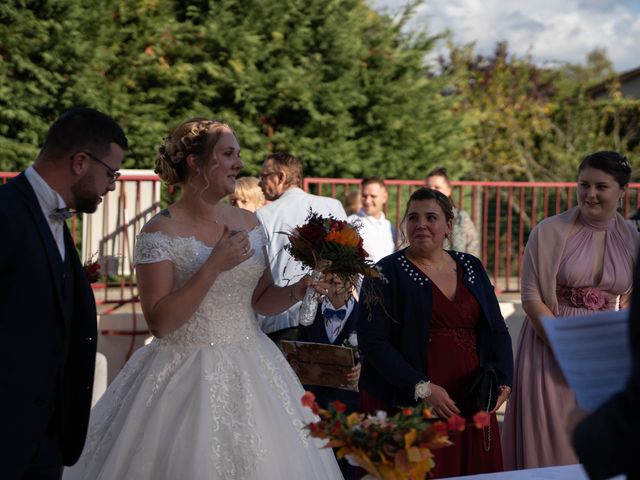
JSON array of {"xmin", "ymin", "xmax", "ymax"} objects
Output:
[{"xmin": 64, "ymin": 334, "xmax": 343, "ymax": 480}]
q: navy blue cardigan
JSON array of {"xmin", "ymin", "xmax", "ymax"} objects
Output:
[{"xmin": 358, "ymin": 249, "xmax": 513, "ymax": 409}]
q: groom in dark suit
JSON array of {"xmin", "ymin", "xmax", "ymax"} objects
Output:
[{"xmin": 0, "ymin": 108, "xmax": 127, "ymax": 479}]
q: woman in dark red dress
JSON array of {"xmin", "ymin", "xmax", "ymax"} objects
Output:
[{"xmin": 358, "ymin": 187, "xmax": 513, "ymax": 478}]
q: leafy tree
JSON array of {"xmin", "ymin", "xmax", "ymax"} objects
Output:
[
  {"xmin": 557, "ymin": 48, "xmax": 616, "ymax": 93},
  {"xmin": 0, "ymin": 0, "xmax": 99, "ymax": 170},
  {"xmin": 1, "ymin": 0, "xmax": 468, "ymax": 181},
  {"xmin": 439, "ymin": 42, "xmax": 640, "ymax": 182},
  {"xmin": 439, "ymin": 42, "xmax": 561, "ymax": 181}
]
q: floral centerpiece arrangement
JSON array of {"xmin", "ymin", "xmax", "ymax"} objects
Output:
[
  {"xmin": 301, "ymin": 391, "xmax": 490, "ymax": 480},
  {"xmin": 284, "ymin": 211, "xmax": 379, "ymax": 325}
]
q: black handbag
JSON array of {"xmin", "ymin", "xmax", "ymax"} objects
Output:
[{"xmin": 470, "ymin": 364, "xmax": 498, "ymax": 412}]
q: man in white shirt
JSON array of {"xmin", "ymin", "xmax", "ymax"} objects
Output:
[
  {"xmin": 348, "ymin": 177, "xmax": 397, "ymax": 263},
  {"xmin": 257, "ymin": 152, "xmax": 347, "ymax": 343}
]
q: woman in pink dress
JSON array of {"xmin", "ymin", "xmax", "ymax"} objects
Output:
[{"xmin": 502, "ymin": 151, "xmax": 639, "ymax": 469}]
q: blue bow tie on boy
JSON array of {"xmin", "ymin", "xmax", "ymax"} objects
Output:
[{"xmin": 323, "ymin": 307, "xmax": 346, "ymax": 320}]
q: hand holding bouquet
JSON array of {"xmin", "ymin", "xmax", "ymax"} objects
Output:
[{"xmin": 284, "ymin": 211, "xmax": 379, "ymax": 325}]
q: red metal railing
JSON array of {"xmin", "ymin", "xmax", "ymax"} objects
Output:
[
  {"xmin": 306, "ymin": 178, "xmax": 640, "ymax": 292},
  {"xmin": 4, "ymin": 172, "xmax": 640, "ymax": 296}
]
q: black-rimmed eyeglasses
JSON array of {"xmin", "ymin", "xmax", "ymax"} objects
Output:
[{"xmin": 83, "ymin": 151, "xmax": 121, "ymax": 184}]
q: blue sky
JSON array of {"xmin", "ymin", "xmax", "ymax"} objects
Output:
[{"xmin": 372, "ymin": 0, "xmax": 640, "ymax": 72}]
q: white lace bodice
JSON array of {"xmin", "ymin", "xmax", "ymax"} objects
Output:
[{"xmin": 133, "ymin": 226, "xmax": 268, "ymax": 347}]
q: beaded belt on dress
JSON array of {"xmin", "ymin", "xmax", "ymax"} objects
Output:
[{"xmin": 556, "ymin": 285, "xmax": 615, "ymax": 311}]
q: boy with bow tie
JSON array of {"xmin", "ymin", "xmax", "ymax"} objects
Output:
[{"xmin": 298, "ymin": 274, "xmax": 360, "ymax": 479}]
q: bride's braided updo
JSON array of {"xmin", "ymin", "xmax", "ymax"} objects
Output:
[{"xmin": 155, "ymin": 118, "xmax": 233, "ymax": 185}]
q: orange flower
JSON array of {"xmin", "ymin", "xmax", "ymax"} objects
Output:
[
  {"xmin": 347, "ymin": 412, "xmax": 361, "ymax": 428},
  {"xmin": 473, "ymin": 411, "xmax": 491, "ymax": 429},
  {"xmin": 324, "ymin": 226, "xmax": 360, "ymax": 247}
]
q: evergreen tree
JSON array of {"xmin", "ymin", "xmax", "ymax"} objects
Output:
[
  {"xmin": 0, "ymin": 0, "xmax": 97, "ymax": 170},
  {"xmin": 1, "ymin": 0, "xmax": 467, "ymax": 180}
]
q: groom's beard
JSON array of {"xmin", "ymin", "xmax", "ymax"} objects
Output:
[{"xmin": 71, "ymin": 171, "xmax": 101, "ymax": 214}]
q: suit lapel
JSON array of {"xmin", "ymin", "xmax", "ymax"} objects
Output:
[
  {"xmin": 311, "ymin": 309, "xmax": 332, "ymax": 344},
  {"xmin": 13, "ymin": 173, "xmax": 66, "ymax": 313},
  {"xmin": 334, "ymin": 303, "xmax": 358, "ymax": 346}
]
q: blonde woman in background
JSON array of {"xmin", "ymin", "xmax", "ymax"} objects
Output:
[
  {"xmin": 229, "ymin": 175, "xmax": 265, "ymax": 212},
  {"xmin": 343, "ymin": 188, "xmax": 362, "ymax": 216}
]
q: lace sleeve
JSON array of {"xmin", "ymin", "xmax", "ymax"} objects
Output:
[{"xmin": 133, "ymin": 232, "xmax": 174, "ymax": 266}]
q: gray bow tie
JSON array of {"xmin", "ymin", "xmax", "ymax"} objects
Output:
[{"xmin": 50, "ymin": 208, "xmax": 73, "ymax": 221}]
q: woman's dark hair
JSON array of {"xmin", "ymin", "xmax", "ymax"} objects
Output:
[
  {"xmin": 578, "ymin": 151, "xmax": 631, "ymax": 187},
  {"xmin": 401, "ymin": 187, "xmax": 454, "ymax": 224}
]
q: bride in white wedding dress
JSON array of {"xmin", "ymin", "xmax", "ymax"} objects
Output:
[{"xmin": 63, "ymin": 118, "xmax": 343, "ymax": 480}]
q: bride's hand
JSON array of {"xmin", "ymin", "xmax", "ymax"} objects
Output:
[
  {"xmin": 294, "ymin": 274, "xmax": 332, "ymax": 302},
  {"xmin": 207, "ymin": 226, "xmax": 253, "ymax": 272},
  {"xmin": 312, "ymin": 273, "xmax": 335, "ymax": 300}
]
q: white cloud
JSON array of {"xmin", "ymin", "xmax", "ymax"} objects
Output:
[{"xmin": 371, "ymin": 0, "xmax": 640, "ymax": 72}]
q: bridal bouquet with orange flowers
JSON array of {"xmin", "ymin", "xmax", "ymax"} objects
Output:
[
  {"xmin": 301, "ymin": 392, "xmax": 489, "ymax": 480},
  {"xmin": 284, "ymin": 211, "xmax": 379, "ymax": 325}
]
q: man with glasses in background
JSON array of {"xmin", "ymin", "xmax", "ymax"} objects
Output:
[
  {"xmin": 257, "ymin": 152, "xmax": 346, "ymax": 344},
  {"xmin": 0, "ymin": 107, "xmax": 128, "ymax": 479}
]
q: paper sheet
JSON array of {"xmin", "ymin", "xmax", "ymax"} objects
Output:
[{"xmin": 541, "ymin": 310, "xmax": 632, "ymax": 411}]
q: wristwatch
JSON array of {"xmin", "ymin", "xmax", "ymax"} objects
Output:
[{"xmin": 414, "ymin": 380, "xmax": 432, "ymax": 401}]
